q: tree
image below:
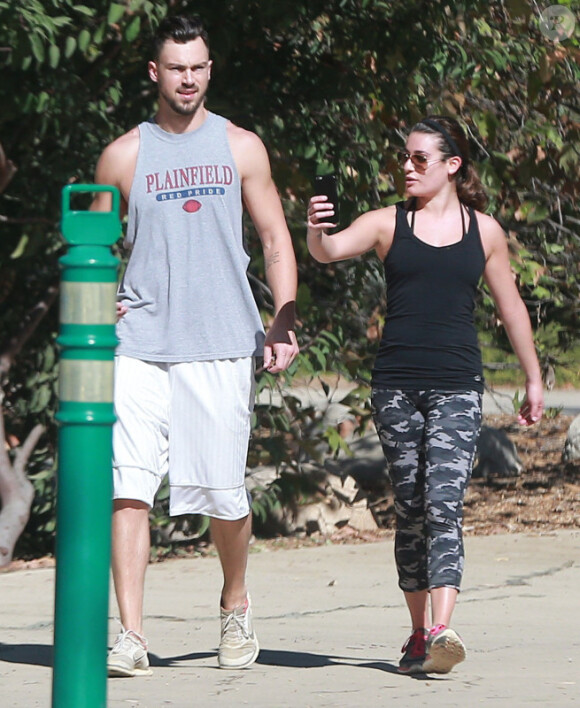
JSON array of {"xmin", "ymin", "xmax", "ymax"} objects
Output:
[
  {"xmin": 0, "ymin": 0, "xmax": 578, "ymax": 558},
  {"xmin": 0, "ymin": 0, "xmax": 170, "ymax": 561},
  {"xmin": 0, "ymin": 139, "xmax": 54, "ymax": 567}
]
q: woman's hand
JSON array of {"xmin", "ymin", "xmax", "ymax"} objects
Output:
[
  {"xmin": 517, "ymin": 379, "xmax": 544, "ymax": 426},
  {"xmin": 307, "ymin": 195, "xmax": 337, "ymax": 231}
]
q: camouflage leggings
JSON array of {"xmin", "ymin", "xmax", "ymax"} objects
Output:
[{"xmin": 371, "ymin": 389, "xmax": 482, "ymax": 592}]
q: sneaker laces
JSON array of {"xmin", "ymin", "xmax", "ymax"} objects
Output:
[
  {"xmin": 111, "ymin": 624, "xmax": 148, "ymax": 654},
  {"xmin": 222, "ymin": 600, "xmax": 251, "ymax": 642}
]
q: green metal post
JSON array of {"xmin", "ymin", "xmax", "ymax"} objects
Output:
[{"xmin": 52, "ymin": 185, "xmax": 121, "ymax": 708}]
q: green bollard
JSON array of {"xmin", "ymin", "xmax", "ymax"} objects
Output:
[{"xmin": 52, "ymin": 185, "xmax": 121, "ymax": 708}]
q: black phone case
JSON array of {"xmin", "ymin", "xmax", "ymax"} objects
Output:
[{"xmin": 314, "ymin": 174, "xmax": 340, "ymax": 225}]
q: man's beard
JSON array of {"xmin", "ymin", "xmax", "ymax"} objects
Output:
[{"xmin": 162, "ymin": 86, "xmax": 207, "ymax": 117}]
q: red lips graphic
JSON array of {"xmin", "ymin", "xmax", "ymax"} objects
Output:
[{"xmin": 183, "ymin": 200, "xmax": 202, "ymax": 213}]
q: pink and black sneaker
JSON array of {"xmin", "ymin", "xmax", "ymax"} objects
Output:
[
  {"xmin": 398, "ymin": 627, "xmax": 428, "ymax": 674},
  {"xmin": 422, "ymin": 624, "xmax": 466, "ymax": 674}
]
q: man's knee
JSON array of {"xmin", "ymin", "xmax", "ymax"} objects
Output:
[{"xmin": 113, "ymin": 498, "xmax": 150, "ymax": 513}]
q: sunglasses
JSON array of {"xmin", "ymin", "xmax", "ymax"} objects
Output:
[{"xmin": 397, "ymin": 151, "xmax": 442, "ymax": 170}]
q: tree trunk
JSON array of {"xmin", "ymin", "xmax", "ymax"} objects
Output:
[
  {"xmin": 0, "ymin": 416, "xmax": 44, "ymax": 568},
  {"xmin": 0, "ymin": 140, "xmax": 17, "ymax": 194}
]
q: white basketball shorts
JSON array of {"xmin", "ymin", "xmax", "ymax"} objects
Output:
[{"xmin": 112, "ymin": 355, "xmax": 255, "ymax": 520}]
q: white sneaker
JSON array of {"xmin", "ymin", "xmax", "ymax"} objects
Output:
[
  {"xmin": 218, "ymin": 594, "xmax": 260, "ymax": 669},
  {"xmin": 107, "ymin": 626, "xmax": 153, "ymax": 677}
]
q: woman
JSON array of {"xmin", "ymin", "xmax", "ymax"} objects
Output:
[{"xmin": 307, "ymin": 115, "xmax": 544, "ymax": 675}]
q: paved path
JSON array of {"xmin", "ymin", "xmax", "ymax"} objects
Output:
[
  {"xmin": 259, "ymin": 381, "xmax": 580, "ymax": 423},
  {"xmin": 482, "ymin": 387, "xmax": 579, "ymax": 416},
  {"xmin": 1, "ymin": 530, "xmax": 578, "ymax": 707}
]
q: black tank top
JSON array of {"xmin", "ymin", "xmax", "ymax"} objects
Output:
[{"xmin": 372, "ymin": 201, "xmax": 486, "ymax": 393}]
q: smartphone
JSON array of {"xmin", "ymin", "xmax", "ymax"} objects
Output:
[{"xmin": 314, "ymin": 174, "xmax": 340, "ymax": 227}]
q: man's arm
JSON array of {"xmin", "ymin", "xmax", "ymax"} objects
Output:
[
  {"xmin": 90, "ymin": 129, "xmax": 139, "ymax": 320},
  {"xmin": 91, "ymin": 128, "xmax": 140, "ymax": 215},
  {"xmin": 228, "ymin": 124, "xmax": 299, "ymax": 373}
]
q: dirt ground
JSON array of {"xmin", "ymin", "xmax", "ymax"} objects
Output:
[
  {"xmin": 255, "ymin": 412, "xmax": 580, "ymax": 551},
  {"xmin": 244, "ymin": 412, "xmax": 580, "ymax": 552},
  {"xmin": 461, "ymin": 412, "xmax": 580, "ymax": 535},
  {"xmin": 4, "ymin": 414, "xmax": 579, "ymax": 571},
  {"xmin": 349, "ymin": 412, "xmax": 580, "ymax": 541}
]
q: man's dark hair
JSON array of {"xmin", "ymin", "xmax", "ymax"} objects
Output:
[{"xmin": 152, "ymin": 15, "xmax": 210, "ymax": 61}]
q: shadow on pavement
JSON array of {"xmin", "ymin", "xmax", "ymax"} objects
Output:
[
  {"xmin": 257, "ymin": 648, "xmax": 415, "ymax": 676},
  {"xmin": 0, "ymin": 642, "xmax": 53, "ymax": 667},
  {"xmin": 0, "ymin": 642, "xmax": 449, "ymax": 685},
  {"xmin": 358, "ymin": 660, "xmax": 446, "ymax": 681},
  {"xmin": 149, "ymin": 650, "xmax": 214, "ymax": 667}
]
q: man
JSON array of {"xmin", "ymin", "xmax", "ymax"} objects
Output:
[{"xmin": 91, "ymin": 15, "xmax": 299, "ymax": 677}]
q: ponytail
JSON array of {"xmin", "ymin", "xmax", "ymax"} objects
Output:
[{"xmin": 456, "ymin": 163, "xmax": 488, "ymax": 212}]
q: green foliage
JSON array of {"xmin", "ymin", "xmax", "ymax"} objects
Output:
[
  {"xmin": 250, "ymin": 483, "xmax": 282, "ymax": 525},
  {"xmin": 1, "ymin": 1, "xmax": 578, "ymax": 555},
  {"xmin": 511, "ymin": 388, "xmax": 563, "ymax": 420},
  {"xmin": 510, "ymin": 389, "xmax": 526, "ymax": 417},
  {"xmin": 148, "ymin": 478, "xmax": 211, "ymax": 554}
]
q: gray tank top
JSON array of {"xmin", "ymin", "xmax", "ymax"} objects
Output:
[{"xmin": 117, "ymin": 113, "xmax": 265, "ymax": 362}]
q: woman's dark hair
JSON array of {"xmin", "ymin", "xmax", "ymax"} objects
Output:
[
  {"xmin": 412, "ymin": 115, "xmax": 488, "ymax": 211},
  {"xmin": 152, "ymin": 15, "xmax": 210, "ymax": 61}
]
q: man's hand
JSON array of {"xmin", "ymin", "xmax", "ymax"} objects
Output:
[
  {"xmin": 116, "ymin": 302, "xmax": 128, "ymax": 321},
  {"xmin": 261, "ymin": 301, "xmax": 299, "ymax": 373}
]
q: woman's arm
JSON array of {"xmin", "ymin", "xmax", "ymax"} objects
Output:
[
  {"xmin": 479, "ymin": 213, "xmax": 544, "ymax": 425},
  {"xmin": 307, "ymin": 197, "xmax": 396, "ymax": 263}
]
